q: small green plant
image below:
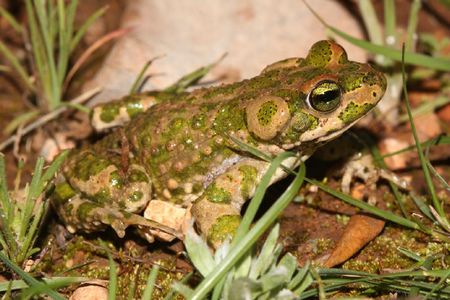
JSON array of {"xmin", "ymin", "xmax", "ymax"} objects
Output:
[
  {"xmin": 0, "ymin": 150, "xmax": 68, "ymax": 268},
  {"xmin": 0, "ymin": 0, "xmax": 107, "ymax": 145}
]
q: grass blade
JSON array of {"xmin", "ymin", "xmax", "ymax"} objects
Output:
[
  {"xmin": 383, "ymin": 0, "xmax": 396, "ymax": 44},
  {"xmin": 0, "ymin": 41, "xmax": 34, "ymax": 91},
  {"xmin": 405, "ymin": 0, "xmax": 421, "ymax": 52},
  {"xmin": 0, "ymin": 252, "xmax": 65, "ymax": 299},
  {"xmin": 357, "ymin": 0, "xmax": 383, "ymax": 45},
  {"xmin": 141, "ymin": 265, "xmax": 159, "ymax": 300},
  {"xmin": 305, "ymin": 178, "xmax": 422, "ymax": 231},
  {"xmin": 400, "ymin": 46, "xmax": 447, "ymax": 225},
  {"xmin": 106, "ymin": 245, "xmax": 117, "ymax": 300},
  {"xmin": 70, "ymin": 5, "xmax": 108, "ymax": 52},
  {"xmin": 0, "ymin": 6, "xmax": 23, "ymax": 33}
]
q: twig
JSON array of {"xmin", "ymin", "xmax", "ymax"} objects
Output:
[{"xmin": 0, "ymin": 87, "xmax": 101, "ymax": 151}]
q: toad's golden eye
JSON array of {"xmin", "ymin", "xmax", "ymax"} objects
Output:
[{"xmin": 308, "ymin": 81, "xmax": 341, "ymax": 113}]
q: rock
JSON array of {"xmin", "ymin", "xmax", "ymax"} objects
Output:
[
  {"xmin": 84, "ymin": 0, "xmax": 367, "ymax": 106},
  {"xmin": 70, "ymin": 281, "xmax": 108, "ymax": 300}
]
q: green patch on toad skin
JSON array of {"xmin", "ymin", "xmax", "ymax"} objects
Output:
[
  {"xmin": 303, "ymin": 40, "xmax": 332, "ymax": 67},
  {"xmin": 125, "ymin": 100, "xmax": 144, "ymax": 118},
  {"xmin": 257, "ymin": 101, "xmax": 278, "ymax": 126},
  {"xmin": 207, "ymin": 214, "xmax": 241, "ymax": 245},
  {"xmin": 191, "ymin": 113, "xmax": 207, "ymax": 130},
  {"xmin": 70, "ymin": 152, "xmax": 111, "ymax": 181},
  {"xmin": 76, "ymin": 202, "xmax": 99, "ymax": 221},
  {"xmin": 238, "ymin": 165, "xmax": 257, "ymax": 198},
  {"xmin": 99, "ymin": 103, "xmax": 120, "ymax": 123},
  {"xmin": 92, "ymin": 188, "xmax": 111, "ymax": 204},
  {"xmin": 128, "ymin": 191, "xmax": 143, "ymax": 202},
  {"xmin": 109, "ymin": 171, "xmax": 123, "ymax": 189},
  {"xmin": 340, "ymin": 73, "xmax": 364, "ymax": 92},
  {"xmin": 284, "ymin": 112, "xmax": 318, "ymax": 141},
  {"xmin": 129, "ymin": 169, "xmax": 148, "ymax": 183},
  {"xmin": 204, "ymin": 183, "xmax": 232, "ymax": 203},
  {"xmin": 271, "ymin": 89, "xmax": 301, "ymax": 105},
  {"xmin": 213, "ymin": 102, "xmax": 246, "ymax": 133},
  {"xmin": 287, "ymin": 68, "xmax": 328, "ymax": 85},
  {"xmin": 53, "ymin": 182, "xmax": 76, "ymax": 204},
  {"xmin": 202, "ymin": 81, "xmax": 242, "ymax": 100},
  {"xmin": 339, "ymin": 102, "xmax": 374, "ymax": 124}
]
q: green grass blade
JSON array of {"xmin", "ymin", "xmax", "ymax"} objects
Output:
[
  {"xmin": 190, "ymin": 159, "xmax": 305, "ymax": 300},
  {"xmin": 4, "ymin": 110, "xmax": 39, "ymax": 135},
  {"xmin": 380, "ymin": 135, "xmax": 450, "ymax": 159},
  {"xmin": 33, "ymin": 0, "xmax": 60, "ymax": 108},
  {"xmin": 426, "ymin": 161, "xmax": 450, "ymax": 192},
  {"xmin": 19, "ymin": 157, "xmax": 44, "ymax": 241},
  {"xmin": 0, "ymin": 252, "xmax": 65, "ymax": 299},
  {"xmin": 0, "ymin": 41, "xmax": 34, "ymax": 91},
  {"xmin": 16, "ymin": 201, "xmax": 47, "ymax": 265},
  {"xmin": 405, "ymin": 0, "xmax": 421, "ymax": 52},
  {"xmin": 0, "ymin": 6, "xmax": 23, "ymax": 33},
  {"xmin": 400, "ymin": 47, "xmax": 446, "ymax": 224},
  {"xmin": 106, "ymin": 245, "xmax": 117, "ymax": 300},
  {"xmin": 57, "ymin": 0, "xmax": 69, "ymax": 88},
  {"xmin": 383, "ymin": 0, "xmax": 396, "ymax": 44},
  {"xmin": 0, "ymin": 277, "xmax": 86, "ymax": 292},
  {"xmin": 70, "ymin": 5, "xmax": 108, "ymax": 52},
  {"xmin": 0, "ymin": 155, "xmax": 17, "ymax": 256},
  {"xmin": 26, "ymin": 0, "xmax": 51, "ymax": 104},
  {"xmin": 234, "ymin": 151, "xmax": 296, "ymax": 243},
  {"xmin": 130, "ymin": 59, "xmax": 157, "ymax": 94},
  {"xmin": 398, "ymin": 95, "xmax": 450, "ymax": 123},
  {"xmin": 357, "ymin": 0, "xmax": 383, "ymax": 45},
  {"xmin": 164, "ymin": 54, "xmax": 226, "ymax": 94},
  {"xmin": 363, "ymin": 133, "xmax": 408, "ymax": 218},
  {"xmin": 305, "ymin": 178, "xmax": 422, "ymax": 231},
  {"xmin": 38, "ymin": 150, "xmax": 69, "ymax": 190},
  {"xmin": 184, "ymin": 227, "xmax": 215, "ymax": 277},
  {"xmin": 141, "ymin": 265, "xmax": 159, "ymax": 300}
]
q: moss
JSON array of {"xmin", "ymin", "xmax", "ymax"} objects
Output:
[
  {"xmin": 257, "ymin": 100, "xmax": 278, "ymax": 126},
  {"xmin": 207, "ymin": 214, "xmax": 241, "ymax": 245},
  {"xmin": 204, "ymin": 183, "xmax": 232, "ymax": 203},
  {"xmin": 338, "ymin": 102, "xmax": 374, "ymax": 124}
]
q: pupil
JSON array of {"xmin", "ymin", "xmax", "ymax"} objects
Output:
[{"xmin": 310, "ymin": 82, "xmax": 341, "ymax": 112}]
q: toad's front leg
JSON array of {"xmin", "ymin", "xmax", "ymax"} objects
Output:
[{"xmin": 191, "ymin": 157, "xmax": 295, "ymax": 248}]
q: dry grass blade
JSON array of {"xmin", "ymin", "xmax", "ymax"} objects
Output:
[{"xmin": 63, "ymin": 28, "xmax": 130, "ymax": 89}]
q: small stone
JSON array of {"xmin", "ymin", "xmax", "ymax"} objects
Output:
[{"xmin": 70, "ymin": 281, "xmax": 108, "ymax": 300}]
